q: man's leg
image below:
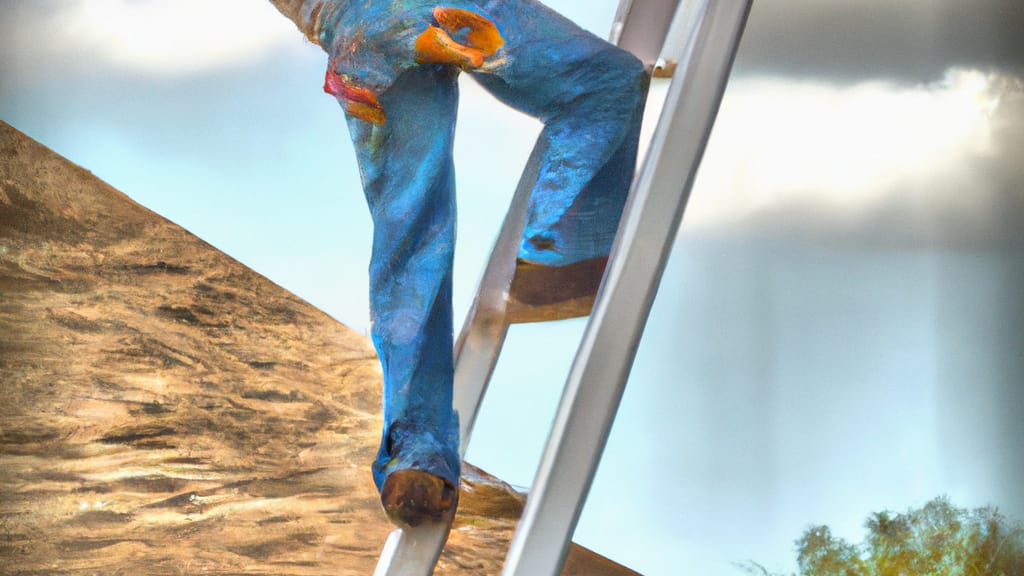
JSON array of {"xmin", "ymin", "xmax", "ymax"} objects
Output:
[
  {"xmin": 345, "ymin": 63, "xmax": 461, "ymax": 525},
  {"xmin": 471, "ymin": 20, "xmax": 646, "ymax": 319},
  {"xmin": 517, "ymin": 78, "xmax": 645, "ymax": 267},
  {"xmin": 507, "ymin": 98, "xmax": 645, "ymax": 320}
]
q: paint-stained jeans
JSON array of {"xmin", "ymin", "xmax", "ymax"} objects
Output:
[{"xmin": 323, "ymin": 0, "xmax": 645, "ymax": 492}]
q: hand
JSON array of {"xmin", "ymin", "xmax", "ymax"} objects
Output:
[{"xmin": 414, "ymin": 7, "xmax": 504, "ymax": 69}]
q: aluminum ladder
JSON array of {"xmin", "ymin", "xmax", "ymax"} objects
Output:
[{"xmin": 374, "ymin": 1, "xmax": 752, "ymax": 573}]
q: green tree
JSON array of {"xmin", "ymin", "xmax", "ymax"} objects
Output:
[
  {"xmin": 796, "ymin": 525, "xmax": 867, "ymax": 576},
  {"xmin": 740, "ymin": 497, "xmax": 1024, "ymax": 576}
]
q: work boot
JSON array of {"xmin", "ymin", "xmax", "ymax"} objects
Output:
[
  {"xmin": 506, "ymin": 256, "xmax": 609, "ymax": 323},
  {"xmin": 380, "ymin": 469, "xmax": 459, "ymax": 528}
]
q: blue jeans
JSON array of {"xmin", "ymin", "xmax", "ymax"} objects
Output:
[{"xmin": 334, "ymin": 1, "xmax": 645, "ymax": 492}]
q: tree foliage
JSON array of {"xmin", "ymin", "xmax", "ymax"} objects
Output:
[{"xmin": 741, "ymin": 497, "xmax": 1024, "ymax": 576}]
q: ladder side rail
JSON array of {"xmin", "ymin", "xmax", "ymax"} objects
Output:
[
  {"xmin": 611, "ymin": 0, "xmax": 681, "ymax": 63},
  {"xmin": 502, "ymin": 2, "xmax": 753, "ymax": 574},
  {"xmin": 452, "ymin": 144, "xmax": 542, "ymax": 455},
  {"xmin": 372, "ymin": 524, "xmax": 451, "ymax": 576}
]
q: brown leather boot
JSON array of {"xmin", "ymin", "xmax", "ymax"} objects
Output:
[
  {"xmin": 506, "ymin": 256, "xmax": 609, "ymax": 323},
  {"xmin": 380, "ymin": 469, "xmax": 459, "ymax": 528}
]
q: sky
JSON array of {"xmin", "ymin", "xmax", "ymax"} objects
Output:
[{"xmin": 2, "ymin": 1, "xmax": 1023, "ymax": 575}]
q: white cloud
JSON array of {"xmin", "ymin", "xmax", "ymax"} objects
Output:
[
  {"xmin": 53, "ymin": 0, "xmax": 302, "ymax": 75},
  {"xmin": 686, "ymin": 68, "xmax": 1019, "ymax": 239}
]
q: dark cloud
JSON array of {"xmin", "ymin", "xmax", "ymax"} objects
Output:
[{"xmin": 735, "ymin": 0, "xmax": 1024, "ymax": 83}]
